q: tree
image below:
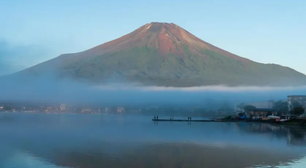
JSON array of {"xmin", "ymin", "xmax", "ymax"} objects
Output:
[
  {"xmin": 273, "ymin": 101, "xmax": 289, "ymax": 113},
  {"xmin": 292, "ymin": 101, "xmax": 301, "ymax": 108},
  {"xmin": 244, "ymin": 105, "xmax": 257, "ymax": 113},
  {"xmin": 290, "ymin": 106, "xmax": 305, "ymax": 116}
]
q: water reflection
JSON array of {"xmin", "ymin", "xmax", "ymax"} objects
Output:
[
  {"xmin": 51, "ymin": 143, "xmax": 299, "ymax": 168},
  {"xmin": 0, "ymin": 146, "xmax": 67, "ymax": 168},
  {"xmin": 236, "ymin": 123, "xmax": 306, "ymax": 147},
  {"xmin": 1, "ymin": 113, "xmax": 306, "ymax": 168}
]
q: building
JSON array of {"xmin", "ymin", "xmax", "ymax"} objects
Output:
[
  {"xmin": 45, "ymin": 106, "xmax": 53, "ymax": 113},
  {"xmin": 288, "ymin": 95, "xmax": 306, "ymax": 111},
  {"xmin": 60, "ymin": 104, "xmax": 67, "ymax": 111},
  {"xmin": 117, "ymin": 107, "xmax": 125, "ymax": 113},
  {"xmin": 81, "ymin": 108, "xmax": 92, "ymax": 113},
  {"xmin": 249, "ymin": 108, "xmax": 278, "ymax": 117}
]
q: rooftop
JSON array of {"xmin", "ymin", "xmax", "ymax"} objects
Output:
[{"xmin": 288, "ymin": 95, "xmax": 306, "ymax": 97}]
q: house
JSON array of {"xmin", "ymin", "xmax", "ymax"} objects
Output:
[
  {"xmin": 281, "ymin": 113, "xmax": 298, "ymax": 120},
  {"xmin": 60, "ymin": 104, "xmax": 67, "ymax": 111},
  {"xmin": 249, "ymin": 108, "xmax": 278, "ymax": 117},
  {"xmin": 117, "ymin": 107, "xmax": 125, "ymax": 113},
  {"xmin": 81, "ymin": 108, "xmax": 92, "ymax": 113},
  {"xmin": 45, "ymin": 106, "xmax": 53, "ymax": 113}
]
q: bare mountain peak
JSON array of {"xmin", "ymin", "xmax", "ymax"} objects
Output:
[
  {"xmin": 144, "ymin": 22, "xmax": 183, "ymax": 34},
  {"xmin": 146, "ymin": 22, "xmax": 178, "ymax": 26},
  {"xmin": 16, "ymin": 22, "xmax": 306, "ymax": 87},
  {"xmin": 77, "ymin": 22, "xmax": 249, "ymax": 63}
]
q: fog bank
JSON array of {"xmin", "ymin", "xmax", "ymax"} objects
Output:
[{"xmin": 0, "ymin": 75, "xmax": 305, "ymax": 106}]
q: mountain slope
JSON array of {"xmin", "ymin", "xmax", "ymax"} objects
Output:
[{"xmin": 17, "ymin": 22, "xmax": 306, "ymax": 87}]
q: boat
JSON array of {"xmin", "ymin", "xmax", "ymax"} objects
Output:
[{"xmin": 267, "ymin": 115, "xmax": 280, "ymax": 119}]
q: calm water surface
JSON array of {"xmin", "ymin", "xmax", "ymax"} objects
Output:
[{"xmin": 1, "ymin": 113, "xmax": 306, "ymax": 168}]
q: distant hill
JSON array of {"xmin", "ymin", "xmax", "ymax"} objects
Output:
[{"xmin": 15, "ymin": 22, "xmax": 306, "ymax": 87}]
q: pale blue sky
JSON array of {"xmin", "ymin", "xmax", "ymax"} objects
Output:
[{"xmin": 0, "ymin": 0, "xmax": 305, "ymax": 75}]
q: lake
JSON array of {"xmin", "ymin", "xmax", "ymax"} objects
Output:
[{"xmin": 1, "ymin": 113, "xmax": 306, "ymax": 168}]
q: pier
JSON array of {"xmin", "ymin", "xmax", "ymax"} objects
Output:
[
  {"xmin": 152, "ymin": 116, "xmax": 276, "ymax": 123},
  {"xmin": 152, "ymin": 118, "xmax": 214, "ymax": 122},
  {"xmin": 152, "ymin": 116, "xmax": 306, "ymax": 126}
]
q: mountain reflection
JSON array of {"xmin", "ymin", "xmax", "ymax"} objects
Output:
[
  {"xmin": 50, "ymin": 143, "xmax": 298, "ymax": 168},
  {"xmin": 1, "ymin": 114, "xmax": 306, "ymax": 168}
]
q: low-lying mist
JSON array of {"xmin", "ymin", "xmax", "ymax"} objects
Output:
[{"xmin": 0, "ymin": 74, "xmax": 305, "ymax": 107}]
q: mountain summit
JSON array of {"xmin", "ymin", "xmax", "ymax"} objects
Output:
[
  {"xmin": 64, "ymin": 22, "xmax": 248, "ymax": 62},
  {"xmin": 17, "ymin": 22, "xmax": 306, "ymax": 87}
]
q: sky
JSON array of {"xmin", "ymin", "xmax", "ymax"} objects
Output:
[{"xmin": 0, "ymin": 0, "xmax": 306, "ymax": 75}]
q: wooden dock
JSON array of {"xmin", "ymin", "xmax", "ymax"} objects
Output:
[
  {"xmin": 152, "ymin": 119, "xmax": 214, "ymax": 122},
  {"xmin": 152, "ymin": 117, "xmax": 306, "ymax": 126}
]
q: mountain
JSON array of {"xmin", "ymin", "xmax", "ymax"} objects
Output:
[{"xmin": 16, "ymin": 22, "xmax": 306, "ymax": 87}]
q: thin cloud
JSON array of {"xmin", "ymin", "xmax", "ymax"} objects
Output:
[
  {"xmin": 93, "ymin": 83, "xmax": 306, "ymax": 92},
  {"xmin": 0, "ymin": 40, "xmax": 51, "ymax": 75}
]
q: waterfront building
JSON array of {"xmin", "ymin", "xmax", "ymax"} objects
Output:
[
  {"xmin": 287, "ymin": 95, "xmax": 306, "ymax": 111},
  {"xmin": 249, "ymin": 108, "xmax": 278, "ymax": 117}
]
